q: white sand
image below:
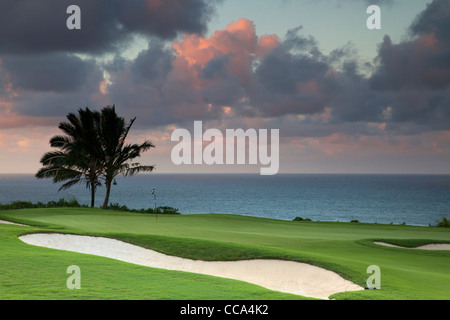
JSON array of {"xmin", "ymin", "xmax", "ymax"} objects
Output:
[
  {"xmin": 19, "ymin": 233, "xmax": 363, "ymax": 299},
  {"xmin": 374, "ymin": 241, "xmax": 450, "ymax": 250}
]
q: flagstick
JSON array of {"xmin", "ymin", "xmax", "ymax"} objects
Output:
[{"xmin": 152, "ymin": 189, "xmax": 157, "ymax": 221}]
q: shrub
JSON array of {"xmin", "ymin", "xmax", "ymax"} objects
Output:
[
  {"xmin": 46, "ymin": 198, "xmax": 84, "ymax": 208},
  {"xmin": 158, "ymin": 206, "xmax": 180, "ymax": 215},
  {"xmin": 293, "ymin": 217, "xmax": 311, "ymax": 222},
  {"xmin": 0, "ymin": 198, "xmax": 87, "ymax": 210},
  {"xmin": 105, "ymin": 203, "xmax": 180, "ymax": 215},
  {"xmin": 0, "ymin": 198, "xmax": 180, "ymax": 215},
  {"xmin": 436, "ymin": 217, "xmax": 450, "ymax": 228},
  {"xmin": 0, "ymin": 201, "xmax": 36, "ymax": 210}
]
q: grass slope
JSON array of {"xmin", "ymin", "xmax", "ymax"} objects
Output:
[{"xmin": 1, "ymin": 208, "xmax": 449, "ymax": 300}]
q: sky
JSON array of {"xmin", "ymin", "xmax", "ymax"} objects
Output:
[{"xmin": 0, "ymin": 0, "xmax": 449, "ymax": 174}]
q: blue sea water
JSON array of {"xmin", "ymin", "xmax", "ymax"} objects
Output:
[{"xmin": 0, "ymin": 173, "xmax": 449, "ymax": 226}]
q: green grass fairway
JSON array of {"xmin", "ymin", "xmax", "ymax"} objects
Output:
[{"xmin": 1, "ymin": 208, "xmax": 449, "ymax": 300}]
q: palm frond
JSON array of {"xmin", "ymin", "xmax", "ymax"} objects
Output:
[
  {"xmin": 124, "ymin": 164, "xmax": 155, "ymax": 176},
  {"xmin": 58, "ymin": 178, "xmax": 82, "ymax": 191}
]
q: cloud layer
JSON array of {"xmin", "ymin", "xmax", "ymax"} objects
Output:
[
  {"xmin": 0, "ymin": 0, "xmax": 449, "ymax": 173},
  {"xmin": 100, "ymin": 0, "xmax": 450, "ymax": 138},
  {"xmin": 0, "ymin": 0, "xmax": 219, "ymax": 55}
]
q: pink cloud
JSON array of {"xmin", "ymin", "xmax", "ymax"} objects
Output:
[
  {"xmin": 172, "ymin": 18, "xmax": 280, "ymax": 86},
  {"xmin": 257, "ymin": 34, "xmax": 280, "ymax": 58},
  {"xmin": 0, "ymin": 112, "xmax": 58, "ymax": 129},
  {"xmin": 291, "ymin": 131, "xmax": 450, "ymax": 158},
  {"xmin": 146, "ymin": 0, "xmax": 164, "ymax": 10}
]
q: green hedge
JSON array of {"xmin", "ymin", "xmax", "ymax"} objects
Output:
[{"xmin": 0, "ymin": 198, "xmax": 180, "ymax": 214}]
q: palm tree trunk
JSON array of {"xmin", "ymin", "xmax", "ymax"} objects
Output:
[
  {"xmin": 90, "ymin": 182, "xmax": 96, "ymax": 208},
  {"xmin": 102, "ymin": 180, "xmax": 111, "ymax": 209}
]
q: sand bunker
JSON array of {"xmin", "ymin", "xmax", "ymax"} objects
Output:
[
  {"xmin": 19, "ymin": 233, "xmax": 363, "ymax": 299},
  {"xmin": 0, "ymin": 219, "xmax": 27, "ymax": 226},
  {"xmin": 374, "ymin": 241, "xmax": 450, "ymax": 250}
]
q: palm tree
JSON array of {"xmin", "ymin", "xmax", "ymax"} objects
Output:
[
  {"xmin": 98, "ymin": 105, "xmax": 155, "ymax": 208},
  {"xmin": 36, "ymin": 105, "xmax": 155, "ymax": 209},
  {"xmin": 36, "ymin": 108, "xmax": 104, "ymax": 207}
]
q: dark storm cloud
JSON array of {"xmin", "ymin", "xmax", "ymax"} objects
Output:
[
  {"xmin": 249, "ymin": 0, "xmax": 450, "ymax": 134},
  {"xmin": 117, "ymin": 0, "xmax": 219, "ymax": 40},
  {"xmin": 410, "ymin": 0, "xmax": 450, "ymax": 43},
  {"xmin": 323, "ymin": 0, "xmax": 394, "ymax": 8},
  {"xmin": 250, "ymin": 48, "xmax": 332, "ymax": 117},
  {"xmin": 200, "ymin": 55, "xmax": 245, "ymax": 107},
  {"xmin": 0, "ymin": 0, "xmax": 122, "ymax": 55},
  {"xmin": 1, "ymin": 53, "xmax": 98, "ymax": 93},
  {"xmin": 363, "ymin": 0, "xmax": 393, "ymax": 5},
  {"xmin": 201, "ymin": 55, "xmax": 232, "ymax": 80},
  {"xmin": 11, "ymin": 61, "xmax": 104, "ymax": 118},
  {"xmin": 131, "ymin": 41, "xmax": 175, "ymax": 85},
  {"xmin": 102, "ymin": 4, "xmax": 450, "ymax": 136},
  {"xmin": 362, "ymin": 0, "xmax": 450, "ymax": 130},
  {"xmin": 369, "ymin": 34, "xmax": 450, "ymax": 91},
  {"xmin": 14, "ymin": 87, "xmax": 100, "ymax": 119},
  {"xmin": 3, "ymin": 0, "xmax": 449, "ymax": 138},
  {"xmin": 103, "ymin": 25, "xmax": 337, "ymax": 126},
  {"xmin": 0, "ymin": 0, "xmax": 220, "ymax": 55},
  {"xmin": 0, "ymin": 0, "xmax": 221, "ymax": 124},
  {"xmin": 328, "ymin": 62, "xmax": 387, "ymax": 124},
  {"xmin": 103, "ymin": 49, "xmax": 185, "ymax": 126}
]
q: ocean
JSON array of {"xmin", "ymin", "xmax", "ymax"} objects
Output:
[{"xmin": 1, "ymin": 173, "xmax": 449, "ymax": 227}]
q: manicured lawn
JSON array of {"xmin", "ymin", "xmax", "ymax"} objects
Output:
[
  {"xmin": 0, "ymin": 223, "xmax": 305, "ymax": 300},
  {"xmin": 1, "ymin": 208, "xmax": 449, "ymax": 300}
]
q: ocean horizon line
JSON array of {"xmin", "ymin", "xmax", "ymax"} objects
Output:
[
  {"xmin": 1, "ymin": 172, "xmax": 449, "ymax": 176},
  {"xmin": 1, "ymin": 173, "xmax": 449, "ymax": 226}
]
